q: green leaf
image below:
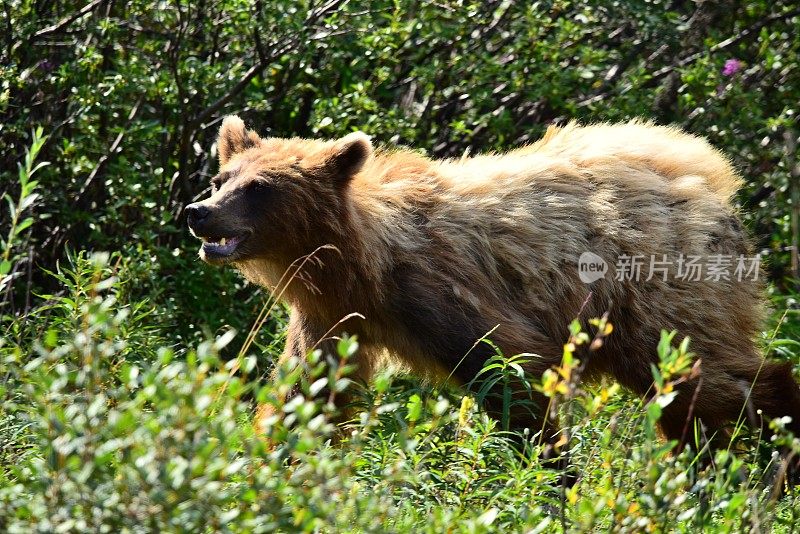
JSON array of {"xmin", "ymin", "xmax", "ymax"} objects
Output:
[
  {"xmin": 5, "ymin": 195, "xmax": 16, "ymax": 220},
  {"xmin": 19, "ymin": 193, "xmax": 40, "ymax": 212},
  {"xmin": 14, "ymin": 217, "xmax": 34, "ymax": 235},
  {"xmin": 406, "ymin": 393, "xmax": 422, "ymax": 423},
  {"xmin": 647, "ymin": 402, "xmax": 662, "ymax": 423},
  {"xmin": 28, "ymin": 161, "xmax": 50, "ymax": 178}
]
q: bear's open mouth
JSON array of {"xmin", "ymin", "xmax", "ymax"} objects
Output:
[{"xmin": 200, "ymin": 234, "xmax": 246, "ymax": 259}]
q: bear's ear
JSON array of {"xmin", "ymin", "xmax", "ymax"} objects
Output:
[
  {"xmin": 217, "ymin": 115, "xmax": 261, "ymax": 166},
  {"xmin": 325, "ymin": 131, "xmax": 372, "ymax": 185}
]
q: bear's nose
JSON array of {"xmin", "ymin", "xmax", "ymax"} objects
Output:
[{"xmin": 185, "ymin": 203, "xmax": 210, "ymax": 228}]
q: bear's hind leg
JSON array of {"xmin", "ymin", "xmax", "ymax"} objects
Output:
[
  {"xmin": 736, "ymin": 360, "xmax": 800, "ymax": 436},
  {"xmin": 656, "ymin": 359, "xmax": 800, "ymax": 450},
  {"xmin": 656, "ymin": 358, "xmax": 800, "ymax": 487},
  {"xmin": 719, "ymin": 360, "xmax": 800, "ymax": 486}
]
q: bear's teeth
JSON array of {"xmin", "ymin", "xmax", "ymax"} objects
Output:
[{"xmin": 220, "ymin": 237, "xmax": 227, "ymax": 246}]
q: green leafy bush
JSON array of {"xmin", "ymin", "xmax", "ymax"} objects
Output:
[{"xmin": 1, "ymin": 252, "xmax": 798, "ymax": 532}]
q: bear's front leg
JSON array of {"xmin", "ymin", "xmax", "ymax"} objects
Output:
[{"xmin": 254, "ymin": 309, "xmax": 371, "ymax": 438}]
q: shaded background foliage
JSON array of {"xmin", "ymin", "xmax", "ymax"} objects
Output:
[{"xmin": 1, "ymin": 0, "xmax": 799, "ymax": 341}]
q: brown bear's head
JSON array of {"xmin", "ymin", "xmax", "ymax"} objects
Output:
[{"xmin": 186, "ymin": 115, "xmax": 371, "ymax": 266}]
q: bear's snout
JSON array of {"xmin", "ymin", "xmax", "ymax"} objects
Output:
[{"xmin": 185, "ymin": 203, "xmax": 210, "ymax": 231}]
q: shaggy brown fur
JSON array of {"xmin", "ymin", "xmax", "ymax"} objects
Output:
[{"xmin": 186, "ymin": 116, "xmax": 800, "ymax": 452}]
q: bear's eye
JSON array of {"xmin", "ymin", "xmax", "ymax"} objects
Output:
[
  {"xmin": 249, "ymin": 180, "xmax": 271, "ymax": 193},
  {"xmin": 210, "ymin": 171, "xmax": 233, "ymax": 193}
]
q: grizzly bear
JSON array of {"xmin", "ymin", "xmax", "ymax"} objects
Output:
[{"xmin": 186, "ymin": 115, "xmax": 800, "ymax": 455}]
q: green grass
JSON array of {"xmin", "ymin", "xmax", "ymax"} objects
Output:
[{"xmin": 1, "ymin": 250, "xmax": 798, "ymax": 533}]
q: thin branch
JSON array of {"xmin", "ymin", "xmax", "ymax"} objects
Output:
[
  {"xmin": 76, "ymin": 93, "xmax": 146, "ymax": 203},
  {"xmin": 649, "ymin": 6, "xmax": 800, "ymax": 80},
  {"xmin": 189, "ymin": 36, "xmax": 293, "ymax": 130},
  {"xmin": 33, "ymin": 0, "xmax": 107, "ymax": 38},
  {"xmin": 785, "ymin": 127, "xmax": 799, "ymax": 286},
  {"xmin": 191, "ymin": 0, "xmax": 345, "ymax": 130}
]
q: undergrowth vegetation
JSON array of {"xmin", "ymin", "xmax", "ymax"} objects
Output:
[{"xmin": 1, "ymin": 250, "xmax": 799, "ymax": 532}]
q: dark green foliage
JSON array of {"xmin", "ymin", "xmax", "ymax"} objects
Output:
[{"xmin": 2, "ymin": 1, "xmax": 800, "ymax": 305}]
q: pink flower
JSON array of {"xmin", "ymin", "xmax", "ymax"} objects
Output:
[{"xmin": 722, "ymin": 59, "xmax": 742, "ymax": 77}]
